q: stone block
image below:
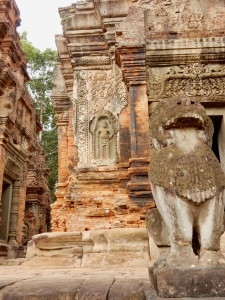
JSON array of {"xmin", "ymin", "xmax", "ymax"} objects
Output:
[
  {"xmin": 0, "ymin": 278, "xmax": 83, "ymax": 300},
  {"xmin": 103, "ymin": 228, "xmax": 149, "ymax": 253},
  {"xmin": 7, "ymin": 245, "xmax": 19, "ymax": 259},
  {"xmin": 80, "ymin": 228, "xmax": 150, "ymax": 267},
  {"xmin": 126, "ymin": 215, "xmax": 140, "ymax": 224},
  {"xmin": 81, "ymin": 252, "xmax": 150, "ymax": 268},
  {"xmin": 22, "ymin": 256, "xmax": 81, "ymax": 268},
  {"xmin": 149, "ymin": 266, "xmax": 225, "ymax": 298},
  {"xmin": 108, "ymin": 279, "xmax": 145, "ymax": 300},
  {"xmin": 89, "ymin": 230, "xmax": 108, "ymax": 253},
  {"xmin": 0, "ymin": 280, "xmax": 17, "ymax": 290},
  {"xmin": 26, "ymin": 240, "xmax": 36, "ymax": 259},
  {"xmin": 77, "ymin": 279, "xmax": 114, "ymax": 300},
  {"xmin": 32, "ymin": 232, "xmax": 82, "ymax": 249},
  {"xmin": 34, "ymin": 246, "xmax": 82, "ymax": 258},
  {"xmin": 114, "ymin": 195, "xmax": 128, "ymax": 209},
  {"xmin": 85, "ymin": 208, "xmax": 112, "ymax": 217},
  {"xmin": 81, "ymin": 231, "xmax": 94, "ymax": 254}
]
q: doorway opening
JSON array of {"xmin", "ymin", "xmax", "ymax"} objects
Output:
[
  {"xmin": 209, "ymin": 115, "xmax": 222, "ymax": 161},
  {"xmin": 0, "ymin": 177, "xmax": 13, "ymax": 242}
]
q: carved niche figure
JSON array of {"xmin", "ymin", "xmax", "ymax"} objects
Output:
[
  {"xmin": 148, "ymin": 96, "xmax": 225, "ymax": 267},
  {"xmin": 90, "ymin": 110, "xmax": 118, "ymax": 166},
  {"xmin": 97, "ymin": 120, "xmax": 114, "ymax": 160}
]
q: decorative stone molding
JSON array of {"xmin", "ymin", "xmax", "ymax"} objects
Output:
[
  {"xmin": 72, "ymin": 56, "xmax": 110, "ymax": 66},
  {"xmin": 73, "ymin": 70, "xmax": 89, "ymax": 167},
  {"xmin": 147, "ymin": 36, "xmax": 225, "ymax": 49}
]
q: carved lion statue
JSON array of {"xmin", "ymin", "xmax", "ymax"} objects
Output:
[{"xmin": 148, "ymin": 96, "xmax": 225, "ymax": 267}]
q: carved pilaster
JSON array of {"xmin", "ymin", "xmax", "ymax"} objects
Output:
[
  {"xmin": 8, "ymin": 180, "xmax": 20, "ymax": 245},
  {"xmin": 0, "ymin": 117, "xmax": 13, "ymax": 223},
  {"xmin": 115, "ymin": 46, "xmax": 153, "ymax": 204}
]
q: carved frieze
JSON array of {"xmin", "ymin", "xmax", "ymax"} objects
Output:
[
  {"xmin": 4, "ymin": 151, "xmax": 23, "ymax": 180},
  {"xmin": 145, "ymin": 0, "xmax": 225, "ymax": 38},
  {"xmin": 147, "ymin": 63, "xmax": 225, "ymax": 101},
  {"xmin": 73, "ymin": 70, "xmax": 90, "ymax": 167},
  {"xmin": 72, "ymin": 56, "xmax": 110, "ymax": 66}
]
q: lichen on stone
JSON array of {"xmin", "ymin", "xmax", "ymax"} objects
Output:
[{"xmin": 149, "ymin": 96, "xmax": 225, "ymax": 204}]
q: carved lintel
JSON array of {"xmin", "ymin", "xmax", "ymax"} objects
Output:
[
  {"xmin": 4, "ymin": 157, "xmax": 22, "ymax": 180},
  {"xmin": 147, "ymin": 63, "xmax": 225, "ymax": 100}
]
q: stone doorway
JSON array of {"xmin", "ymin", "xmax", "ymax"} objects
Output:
[
  {"xmin": 0, "ymin": 177, "xmax": 13, "ymax": 243},
  {"xmin": 210, "ymin": 115, "xmax": 222, "ymax": 162},
  {"xmin": 206, "ymin": 108, "xmax": 225, "ymax": 174}
]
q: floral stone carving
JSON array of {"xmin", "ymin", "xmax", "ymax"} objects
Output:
[
  {"xmin": 72, "ymin": 64, "xmax": 127, "ymax": 167},
  {"xmin": 147, "ymin": 63, "xmax": 225, "ymax": 99}
]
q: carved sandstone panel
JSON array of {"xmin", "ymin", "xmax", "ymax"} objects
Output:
[
  {"xmin": 4, "ymin": 150, "xmax": 24, "ymax": 180},
  {"xmin": 72, "ymin": 64, "xmax": 127, "ymax": 167},
  {"xmin": 147, "ymin": 63, "xmax": 225, "ymax": 101},
  {"xmin": 90, "ymin": 110, "xmax": 119, "ymax": 166},
  {"xmin": 145, "ymin": 0, "xmax": 225, "ymax": 39}
]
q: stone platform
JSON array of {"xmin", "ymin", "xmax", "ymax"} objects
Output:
[
  {"xmin": 0, "ymin": 263, "xmax": 225, "ymax": 300},
  {"xmin": 150, "ymin": 266, "xmax": 225, "ymax": 298}
]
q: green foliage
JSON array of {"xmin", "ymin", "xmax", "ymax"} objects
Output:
[
  {"xmin": 20, "ymin": 31, "xmax": 58, "ymax": 202},
  {"xmin": 61, "ymin": 17, "xmax": 66, "ymax": 24}
]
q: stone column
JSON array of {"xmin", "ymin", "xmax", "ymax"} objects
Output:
[
  {"xmin": 51, "ymin": 63, "xmax": 70, "ymax": 211},
  {"xmin": 115, "ymin": 47, "xmax": 154, "ymax": 209},
  {"xmin": 7, "ymin": 180, "xmax": 21, "ymax": 258},
  {"xmin": 127, "ymin": 82, "xmax": 152, "ymax": 206}
]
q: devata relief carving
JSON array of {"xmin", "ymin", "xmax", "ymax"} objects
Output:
[
  {"xmin": 149, "ymin": 96, "xmax": 225, "ymax": 267},
  {"xmin": 90, "ymin": 110, "xmax": 118, "ymax": 166},
  {"xmin": 72, "ymin": 64, "xmax": 127, "ymax": 167}
]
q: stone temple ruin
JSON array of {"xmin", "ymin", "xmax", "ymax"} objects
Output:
[
  {"xmin": 0, "ymin": 0, "xmax": 51, "ymax": 261},
  {"xmin": 47, "ymin": 0, "xmax": 225, "ymax": 296},
  {"xmin": 1, "ymin": 0, "xmax": 225, "ymax": 297},
  {"xmin": 51, "ymin": 0, "xmax": 225, "ymax": 232}
]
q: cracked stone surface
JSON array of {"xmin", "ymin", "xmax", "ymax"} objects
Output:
[{"xmin": 0, "ymin": 264, "xmax": 225, "ymax": 299}]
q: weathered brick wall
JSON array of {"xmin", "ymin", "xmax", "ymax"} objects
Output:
[
  {"xmin": 0, "ymin": 0, "xmax": 51, "ymax": 259},
  {"xmin": 51, "ymin": 0, "xmax": 155, "ymax": 232},
  {"xmin": 52, "ymin": 0, "xmax": 225, "ymax": 233}
]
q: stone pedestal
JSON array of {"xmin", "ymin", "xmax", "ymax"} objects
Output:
[
  {"xmin": 149, "ymin": 266, "xmax": 225, "ymax": 298},
  {"xmin": 7, "ymin": 244, "xmax": 19, "ymax": 259}
]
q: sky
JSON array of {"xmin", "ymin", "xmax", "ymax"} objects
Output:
[{"xmin": 16, "ymin": 0, "xmax": 77, "ymax": 51}]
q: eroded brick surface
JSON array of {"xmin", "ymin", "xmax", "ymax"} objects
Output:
[{"xmin": 0, "ymin": 0, "xmax": 51, "ymax": 260}]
